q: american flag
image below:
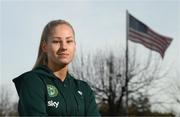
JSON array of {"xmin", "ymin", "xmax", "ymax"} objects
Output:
[{"xmin": 128, "ymin": 13, "xmax": 172, "ymax": 58}]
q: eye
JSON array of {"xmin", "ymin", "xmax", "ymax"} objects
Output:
[
  {"xmin": 67, "ymin": 40, "xmax": 73, "ymax": 43},
  {"xmin": 52, "ymin": 40, "xmax": 59, "ymax": 44}
]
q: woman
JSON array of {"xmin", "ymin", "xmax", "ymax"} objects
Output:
[{"xmin": 13, "ymin": 19, "xmax": 100, "ymax": 116}]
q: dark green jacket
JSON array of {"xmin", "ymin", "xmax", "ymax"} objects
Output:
[{"xmin": 13, "ymin": 65, "xmax": 100, "ymax": 116}]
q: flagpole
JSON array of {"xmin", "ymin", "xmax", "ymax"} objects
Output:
[{"xmin": 125, "ymin": 10, "xmax": 129, "ymax": 116}]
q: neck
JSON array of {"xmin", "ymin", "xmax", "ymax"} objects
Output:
[{"xmin": 47, "ymin": 62, "xmax": 68, "ymax": 82}]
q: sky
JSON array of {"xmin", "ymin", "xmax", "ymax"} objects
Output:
[{"xmin": 1, "ymin": 0, "xmax": 180, "ymax": 114}]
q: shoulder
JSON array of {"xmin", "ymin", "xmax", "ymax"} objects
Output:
[
  {"xmin": 13, "ymin": 71, "xmax": 47, "ymax": 101},
  {"xmin": 69, "ymin": 74, "xmax": 93, "ymax": 93},
  {"xmin": 13, "ymin": 70, "xmax": 42, "ymax": 83},
  {"xmin": 77, "ymin": 79, "xmax": 91, "ymax": 90},
  {"xmin": 13, "ymin": 70, "xmax": 46, "ymax": 91}
]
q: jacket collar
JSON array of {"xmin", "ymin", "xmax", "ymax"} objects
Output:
[{"xmin": 33, "ymin": 65, "xmax": 73, "ymax": 83}]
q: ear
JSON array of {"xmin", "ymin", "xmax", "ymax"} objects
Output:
[{"xmin": 41, "ymin": 40, "xmax": 48, "ymax": 53}]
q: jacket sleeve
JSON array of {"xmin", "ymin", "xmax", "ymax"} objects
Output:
[
  {"xmin": 13, "ymin": 72, "xmax": 48, "ymax": 116},
  {"xmin": 83, "ymin": 83, "xmax": 101, "ymax": 116}
]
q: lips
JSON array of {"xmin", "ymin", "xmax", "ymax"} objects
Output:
[{"xmin": 57, "ymin": 53, "xmax": 69, "ymax": 57}]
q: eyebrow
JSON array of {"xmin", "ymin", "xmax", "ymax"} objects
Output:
[{"xmin": 52, "ymin": 36, "xmax": 73, "ymax": 40}]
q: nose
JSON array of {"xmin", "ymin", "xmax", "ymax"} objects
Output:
[{"xmin": 60, "ymin": 41, "xmax": 67, "ymax": 51}]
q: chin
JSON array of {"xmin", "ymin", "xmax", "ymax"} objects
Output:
[{"xmin": 58, "ymin": 60, "xmax": 71, "ymax": 66}]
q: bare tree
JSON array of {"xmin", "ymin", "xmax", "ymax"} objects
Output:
[
  {"xmin": 69, "ymin": 47, "xmax": 169, "ymax": 115},
  {"xmin": 0, "ymin": 85, "xmax": 18, "ymax": 116},
  {"xmin": 165, "ymin": 71, "xmax": 180, "ymax": 116},
  {"xmin": 171, "ymin": 71, "xmax": 180, "ymax": 104}
]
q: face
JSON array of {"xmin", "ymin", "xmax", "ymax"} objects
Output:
[{"xmin": 43, "ymin": 24, "xmax": 76, "ymax": 67}]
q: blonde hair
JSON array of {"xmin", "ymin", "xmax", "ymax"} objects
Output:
[{"xmin": 33, "ymin": 19, "xmax": 75, "ymax": 69}]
